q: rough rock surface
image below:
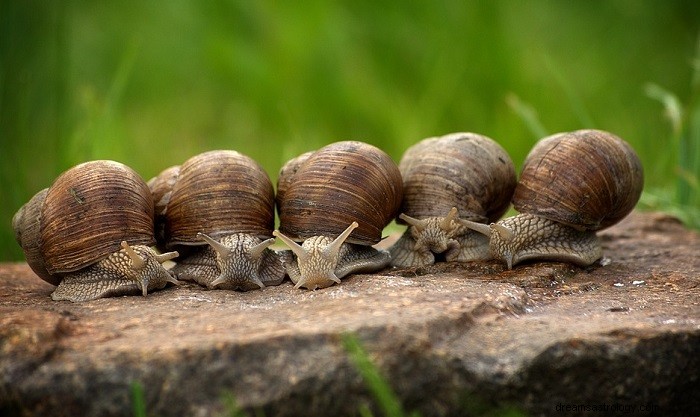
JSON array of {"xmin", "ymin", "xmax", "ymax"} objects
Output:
[{"xmin": 1, "ymin": 211, "xmax": 698, "ymax": 417}]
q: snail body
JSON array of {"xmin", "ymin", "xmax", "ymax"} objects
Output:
[
  {"xmin": 150, "ymin": 150, "xmax": 284, "ymax": 291},
  {"xmin": 389, "ymin": 132, "xmax": 517, "ymax": 267},
  {"xmin": 12, "ymin": 160, "xmax": 179, "ymax": 302},
  {"xmin": 462, "ymin": 129, "xmax": 644, "ymax": 268},
  {"xmin": 274, "ymin": 141, "xmax": 403, "ymax": 289}
]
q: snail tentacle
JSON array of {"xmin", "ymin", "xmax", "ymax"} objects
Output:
[
  {"xmin": 391, "ymin": 208, "xmax": 487, "ymax": 268},
  {"xmin": 175, "ymin": 233, "xmax": 283, "ymax": 291},
  {"xmin": 51, "ymin": 244, "xmax": 180, "ymax": 302},
  {"xmin": 487, "ymin": 214, "xmax": 602, "ymax": 269},
  {"xmin": 275, "ymin": 222, "xmax": 365, "ymax": 290}
]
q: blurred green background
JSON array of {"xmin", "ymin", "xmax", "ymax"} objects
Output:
[{"xmin": 2, "ymin": 0, "xmax": 699, "ymax": 261}]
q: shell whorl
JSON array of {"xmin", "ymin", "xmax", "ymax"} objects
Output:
[
  {"xmin": 148, "ymin": 164, "xmax": 181, "ymax": 218},
  {"xmin": 147, "ymin": 164, "xmax": 181, "ymax": 246},
  {"xmin": 276, "ymin": 150, "xmax": 314, "ymax": 205},
  {"xmin": 13, "ymin": 160, "xmax": 156, "ymax": 283},
  {"xmin": 397, "ymin": 132, "xmax": 516, "ymax": 223},
  {"xmin": 13, "ymin": 188, "xmax": 58, "ymax": 284},
  {"xmin": 513, "ymin": 129, "xmax": 644, "ymax": 231},
  {"xmin": 164, "ymin": 150, "xmax": 275, "ymax": 247},
  {"xmin": 276, "ymin": 141, "xmax": 403, "ymax": 245}
]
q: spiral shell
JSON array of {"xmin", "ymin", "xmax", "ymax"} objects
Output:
[
  {"xmin": 276, "ymin": 141, "xmax": 403, "ymax": 244},
  {"xmin": 163, "ymin": 150, "xmax": 275, "ymax": 247},
  {"xmin": 275, "ymin": 150, "xmax": 313, "ymax": 205},
  {"xmin": 459, "ymin": 129, "xmax": 645, "ymax": 269},
  {"xmin": 13, "ymin": 160, "xmax": 156, "ymax": 284},
  {"xmin": 42, "ymin": 161, "xmax": 152, "ymax": 273},
  {"xmin": 13, "ymin": 188, "xmax": 55, "ymax": 284},
  {"xmin": 397, "ymin": 132, "xmax": 516, "ymax": 223},
  {"xmin": 147, "ymin": 164, "xmax": 180, "ymax": 246},
  {"xmin": 148, "ymin": 164, "xmax": 180, "ymax": 218},
  {"xmin": 513, "ymin": 129, "xmax": 644, "ymax": 231}
]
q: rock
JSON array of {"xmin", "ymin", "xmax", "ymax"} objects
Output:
[{"xmin": 0, "ymin": 211, "xmax": 698, "ymax": 417}]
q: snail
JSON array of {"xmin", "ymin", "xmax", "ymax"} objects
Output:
[
  {"xmin": 149, "ymin": 150, "xmax": 285, "ymax": 291},
  {"xmin": 389, "ymin": 132, "xmax": 517, "ymax": 267},
  {"xmin": 12, "ymin": 160, "xmax": 180, "ymax": 302},
  {"xmin": 149, "ymin": 164, "xmax": 180, "ymax": 248},
  {"xmin": 461, "ymin": 129, "xmax": 644, "ymax": 269},
  {"xmin": 274, "ymin": 141, "xmax": 403, "ymax": 289}
]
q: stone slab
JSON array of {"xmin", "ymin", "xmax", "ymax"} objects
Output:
[{"xmin": 1, "ymin": 212, "xmax": 698, "ymax": 416}]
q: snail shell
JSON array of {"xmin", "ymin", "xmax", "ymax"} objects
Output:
[
  {"xmin": 147, "ymin": 164, "xmax": 180, "ymax": 248},
  {"xmin": 275, "ymin": 150, "xmax": 314, "ymax": 206},
  {"xmin": 150, "ymin": 150, "xmax": 284, "ymax": 290},
  {"xmin": 14, "ymin": 188, "xmax": 54, "ymax": 285},
  {"xmin": 389, "ymin": 132, "xmax": 517, "ymax": 267},
  {"xmin": 12, "ymin": 160, "xmax": 179, "ymax": 302},
  {"xmin": 274, "ymin": 141, "xmax": 403, "ymax": 289},
  {"xmin": 513, "ymin": 129, "xmax": 644, "ymax": 231},
  {"xmin": 463, "ymin": 129, "xmax": 644, "ymax": 268}
]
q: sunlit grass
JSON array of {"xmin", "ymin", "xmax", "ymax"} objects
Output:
[
  {"xmin": 641, "ymin": 35, "xmax": 700, "ymax": 229},
  {"xmin": 508, "ymin": 40, "xmax": 700, "ymax": 231}
]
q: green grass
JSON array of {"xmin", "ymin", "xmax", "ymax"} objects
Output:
[
  {"xmin": 3, "ymin": 1, "xmax": 700, "ymax": 261},
  {"xmin": 342, "ymin": 333, "xmax": 421, "ymax": 417},
  {"xmin": 640, "ymin": 37, "xmax": 700, "ymax": 228},
  {"xmin": 131, "ymin": 382, "xmax": 147, "ymax": 417}
]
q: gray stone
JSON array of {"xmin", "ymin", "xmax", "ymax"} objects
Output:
[{"xmin": 1, "ymin": 212, "xmax": 698, "ymax": 416}]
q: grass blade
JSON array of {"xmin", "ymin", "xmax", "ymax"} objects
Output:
[
  {"xmin": 506, "ymin": 93, "xmax": 549, "ymax": 139},
  {"xmin": 644, "ymin": 83, "xmax": 683, "ymax": 137},
  {"xmin": 131, "ymin": 381, "xmax": 147, "ymax": 417},
  {"xmin": 342, "ymin": 333, "xmax": 412, "ymax": 417},
  {"xmin": 219, "ymin": 392, "xmax": 253, "ymax": 417}
]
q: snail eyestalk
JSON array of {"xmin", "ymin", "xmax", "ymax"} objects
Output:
[
  {"xmin": 458, "ymin": 219, "xmax": 493, "ymax": 238},
  {"xmin": 120, "ymin": 241, "xmax": 180, "ymax": 296},
  {"xmin": 155, "ymin": 250, "xmax": 179, "ymax": 264},
  {"xmin": 462, "ymin": 213, "xmax": 603, "ymax": 270},
  {"xmin": 324, "ymin": 221, "xmax": 359, "ymax": 264},
  {"xmin": 492, "ymin": 223, "xmax": 514, "ymax": 242},
  {"xmin": 248, "ymin": 237, "xmax": 276, "ymax": 260},
  {"xmin": 272, "ymin": 230, "xmax": 307, "ymax": 263},
  {"xmin": 459, "ymin": 219, "xmax": 516, "ymax": 269},
  {"xmin": 398, "ymin": 213, "xmax": 428, "ymax": 232},
  {"xmin": 439, "ymin": 207, "xmax": 460, "ymax": 232},
  {"xmin": 121, "ymin": 241, "xmax": 146, "ymax": 270},
  {"xmin": 155, "ymin": 250, "xmax": 180, "ymax": 287},
  {"xmin": 390, "ymin": 207, "xmax": 493, "ymax": 267},
  {"xmin": 274, "ymin": 222, "xmax": 359, "ymax": 290},
  {"xmin": 198, "ymin": 232, "xmax": 231, "ymax": 259},
  {"xmin": 192, "ymin": 233, "xmax": 282, "ymax": 291}
]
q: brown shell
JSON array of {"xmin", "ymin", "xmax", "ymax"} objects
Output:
[
  {"xmin": 275, "ymin": 150, "xmax": 314, "ymax": 205},
  {"xmin": 39, "ymin": 160, "xmax": 155, "ymax": 274},
  {"xmin": 397, "ymin": 132, "xmax": 516, "ymax": 223},
  {"xmin": 165, "ymin": 150, "xmax": 275, "ymax": 246},
  {"xmin": 513, "ymin": 129, "xmax": 644, "ymax": 231},
  {"xmin": 147, "ymin": 165, "xmax": 181, "ymax": 247},
  {"xmin": 12, "ymin": 188, "xmax": 59, "ymax": 285},
  {"xmin": 148, "ymin": 165, "xmax": 181, "ymax": 218},
  {"xmin": 277, "ymin": 141, "xmax": 403, "ymax": 244}
]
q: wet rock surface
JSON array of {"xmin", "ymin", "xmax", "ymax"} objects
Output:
[{"xmin": 1, "ymin": 211, "xmax": 698, "ymax": 417}]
